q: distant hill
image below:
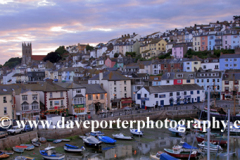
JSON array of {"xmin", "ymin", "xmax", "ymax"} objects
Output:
[{"xmin": 3, "ymin": 57, "xmax": 22, "ymax": 69}]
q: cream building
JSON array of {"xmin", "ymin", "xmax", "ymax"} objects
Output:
[{"xmin": 0, "ymin": 89, "xmax": 13, "ymax": 120}]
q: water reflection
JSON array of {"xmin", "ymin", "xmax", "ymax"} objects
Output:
[{"xmin": 104, "ymin": 145, "xmax": 132, "ymax": 159}]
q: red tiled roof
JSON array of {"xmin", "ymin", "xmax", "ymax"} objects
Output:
[{"xmin": 31, "ymin": 55, "xmax": 46, "ymax": 61}]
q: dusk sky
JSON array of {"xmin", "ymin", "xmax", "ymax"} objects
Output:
[{"xmin": 0, "ymin": 0, "xmax": 239, "ymax": 64}]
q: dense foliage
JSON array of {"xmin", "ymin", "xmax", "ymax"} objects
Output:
[
  {"xmin": 3, "ymin": 57, "xmax": 22, "ymax": 68},
  {"xmin": 86, "ymin": 44, "xmax": 94, "ymax": 51},
  {"xmin": 43, "ymin": 52, "xmax": 62, "ymax": 63},
  {"xmin": 126, "ymin": 52, "xmax": 136, "ymax": 57},
  {"xmin": 184, "ymin": 49, "xmax": 235, "ymax": 59},
  {"xmin": 55, "ymin": 46, "xmax": 68, "ymax": 56}
]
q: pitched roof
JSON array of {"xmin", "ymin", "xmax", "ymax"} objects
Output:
[
  {"xmin": 220, "ymin": 54, "xmax": 240, "ymax": 59},
  {"xmin": 81, "ymin": 84, "xmax": 106, "ymax": 94},
  {"xmin": 90, "ymin": 71, "xmax": 130, "ymax": 81},
  {"xmin": 31, "ymin": 55, "xmax": 46, "ymax": 61},
  {"xmin": 145, "ymin": 84, "xmax": 203, "ymax": 94}
]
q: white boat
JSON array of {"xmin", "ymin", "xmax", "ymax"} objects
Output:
[
  {"xmin": 112, "ymin": 133, "xmax": 133, "ymax": 140},
  {"xmin": 130, "ymin": 129, "xmax": 143, "ymax": 136},
  {"xmin": 64, "ymin": 144, "xmax": 85, "ymax": 152},
  {"xmin": 80, "ymin": 136, "xmax": 102, "ymax": 147},
  {"xmin": 40, "ymin": 145, "xmax": 65, "ymax": 160},
  {"xmin": 168, "ymin": 125, "xmax": 185, "ymax": 136},
  {"xmin": 198, "ymin": 141, "xmax": 222, "ymax": 151}
]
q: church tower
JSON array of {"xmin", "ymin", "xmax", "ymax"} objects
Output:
[{"xmin": 21, "ymin": 42, "xmax": 32, "ymax": 65}]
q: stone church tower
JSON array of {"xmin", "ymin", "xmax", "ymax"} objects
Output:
[{"xmin": 21, "ymin": 42, "xmax": 32, "ymax": 65}]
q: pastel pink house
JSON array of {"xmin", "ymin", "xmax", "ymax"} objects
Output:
[
  {"xmin": 171, "ymin": 44, "xmax": 187, "ymax": 58},
  {"xmin": 105, "ymin": 57, "xmax": 117, "ymax": 68}
]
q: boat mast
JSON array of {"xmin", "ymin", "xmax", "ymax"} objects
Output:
[
  {"xmin": 207, "ymin": 87, "xmax": 210, "ymax": 160},
  {"xmin": 227, "ymin": 109, "xmax": 230, "ymax": 160},
  {"xmin": 233, "ymin": 72, "xmax": 236, "ymax": 115}
]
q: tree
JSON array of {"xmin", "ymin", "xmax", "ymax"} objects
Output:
[
  {"xmin": 3, "ymin": 57, "xmax": 22, "ymax": 69},
  {"xmin": 86, "ymin": 44, "xmax": 94, "ymax": 51},
  {"xmin": 55, "ymin": 46, "xmax": 68, "ymax": 56},
  {"xmin": 126, "ymin": 52, "xmax": 136, "ymax": 57},
  {"xmin": 43, "ymin": 52, "xmax": 62, "ymax": 63},
  {"xmin": 114, "ymin": 53, "xmax": 119, "ymax": 58}
]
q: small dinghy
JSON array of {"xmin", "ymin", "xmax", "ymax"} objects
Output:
[
  {"xmin": 97, "ymin": 136, "xmax": 116, "ymax": 144},
  {"xmin": 130, "ymin": 129, "xmax": 143, "ymax": 136},
  {"xmin": 39, "ymin": 137, "xmax": 47, "ymax": 143},
  {"xmin": 20, "ymin": 144, "xmax": 35, "ymax": 151},
  {"xmin": 13, "ymin": 147, "xmax": 24, "ymax": 153},
  {"xmin": 198, "ymin": 141, "xmax": 222, "ymax": 151},
  {"xmin": 86, "ymin": 131, "xmax": 104, "ymax": 136},
  {"xmin": 14, "ymin": 156, "xmax": 35, "ymax": 160},
  {"xmin": 80, "ymin": 136, "xmax": 102, "ymax": 147},
  {"xmin": 64, "ymin": 144, "xmax": 85, "ymax": 152},
  {"xmin": 168, "ymin": 125, "xmax": 186, "ymax": 136},
  {"xmin": 53, "ymin": 139, "xmax": 62, "ymax": 144},
  {"xmin": 61, "ymin": 139, "xmax": 71, "ymax": 142},
  {"xmin": 150, "ymin": 151, "xmax": 180, "ymax": 160},
  {"xmin": 40, "ymin": 145, "xmax": 65, "ymax": 160},
  {"xmin": 0, "ymin": 151, "xmax": 10, "ymax": 159},
  {"xmin": 112, "ymin": 133, "xmax": 133, "ymax": 140}
]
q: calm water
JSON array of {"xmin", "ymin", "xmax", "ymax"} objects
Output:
[{"xmin": 7, "ymin": 128, "xmax": 240, "ymax": 160}]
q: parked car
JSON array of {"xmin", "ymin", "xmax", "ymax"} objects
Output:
[
  {"xmin": 24, "ymin": 125, "xmax": 34, "ymax": 132},
  {"xmin": 7, "ymin": 126, "xmax": 24, "ymax": 135},
  {"xmin": 0, "ymin": 131, "xmax": 8, "ymax": 138}
]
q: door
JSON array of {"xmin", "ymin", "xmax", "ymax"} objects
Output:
[
  {"xmin": 141, "ymin": 101, "xmax": 145, "ymax": 109},
  {"xmin": 197, "ymin": 97, "xmax": 200, "ymax": 103},
  {"xmin": 192, "ymin": 98, "xmax": 194, "ymax": 103},
  {"xmin": 222, "ymin": 94, "xmax": 225, "ymax": 100},
  {"xmin": 160, "ymin": 100, "xmax": 164, "ymax": 106}
]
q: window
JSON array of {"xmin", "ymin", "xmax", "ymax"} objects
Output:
[
  {"xmin": 233, "ymin": 41, "xmax": 235, "ymax": 43},
  {"xmin": 184, "ymin": 91, "xmax": 187, "ymax": 95},
  {"xmin": 61, "ymin": 100, "xmax": 63, "ymax": 106},
  {"xmin": 124, "ymin": 81, "xmax": 126, "ymax": 85},
  {"xmin": 215, "ymin": 65, "xmax": 218, "ymax": 69},
  {"xmin": 177, "ymin": 80, "xmax": 181, "ymax": 83},
  {"xmin": 202, "ymin": 37, "xmax": 205, "ymax": 40},
  {"xmin": 3, "ymin": 97, "xmax": 7, "ymax": 103},
  {"xmin": 234, "ymin": 64, "xmax": 237, "ymax": 67},
  {"xmin": 114, "ymin": 87, "xmax": 116, "ymax": 92},
  {"xmin": 167, "ymin": 80, "xmax": 170, "ymax": 83},
  {"xmin": 22, "ymin": 95, "xmax": 27, "ymax": 101},
  {"xmin": 32, "ymin": 94, "xmax": 37, "ymax": 100},
  {"xmin": 213, "ymin": 79, "xmax": 215, "ymax": 82},
  {"xmin": 225, "ymin": 64, "xmax": 228, "ymax": 67},
  {"xmin": 50, "ymin": 101, "xmax": 53, "ymax": 107},
  {"xmin": 124, "ymin": 93, "xmax": 127, "ymax": 98},
  {"xmin": 114, "ymin": 81, "xmax": 116, "ymax": 85},
  {"xmin": 155, "ymin": 94, "xmax": 158, "ymax": 98},
  {"xmin": 170, "ymin": 92, "xmax": 173, "ymax": 96},
  {"xmin": 202, "ymin": 42, "xmax": 205, "ymax": 45},
  {"xmin": 197, "ymin": 79, "xmax": 199, "ymax": 83},
  {"xmin": 54, "ymin": 101, "xmax": 59, "ymax": 105},
  {"xmin": 209, "ymin": 41, "xmax": 211, "ymax": 45},
  {"xmin": 225, "ymin": 41, "xmax": 227, "ymax": 44},
  {"xmin": 217, "ymin": 79, "xmax": 220, "ymax": 82},
  {"xmin": 235, "ymin": 80, "xmax": 238, "ymax": 85},
  {"xmin": 207, "ymin": 79, "xmax": 209, "ymax": 82},
  {"xmin": 124, "ymin": 87, "xmax": 126, "ymax": 91},
  {"xmin": 225, "ymin": 87, "xmax": 229, "ymax": 91},
  {"xmin": 202, "ymin": 79, "xmax": 204, "ymax": 82},
  {"xmin": 197, "ymin": 91, "xmax": 200, "ymax": 94},
  {"xmin": 187, "ymin": 67, "xmax": 190, "ymax": 70},
  {"xmin": 22, "ymin": 104, "xmax": 29, "ymax": 111},
  {"xmin": 32, "ymin": 103, "xmax": 38, "ymax": 110},
  {"xmin": 203, "ymin": 65, "xmax": 206, "ymax": 69},
  {"xmin": 194, "ymin": 62, "xmax": 198, "ymax": 64},
  {"xmin": 225, "ymin": 81, "xmax": 229, "ymax": 85},
  {"xmin": 234, "ymin": 59, "xmax": 237, "ymax": 61},
  {"xmin": 187, "ymin": 80, "xmax": 190, "ymax": 83},
  {"xmin": 100, "ymin": 94, "xmax": 104, "ymax": 99},
  {"xmin": 50, "ymin": 92, "xmax": 52, "ymax": 98},
  {"xmin": 137, "ymin": 94, "xmax": 141, "ymax": 99},
  {"xmin": 76, "ymin": 90, "xmax": 81, "ymax": 94},
  {"xmin": 225, "ymin": 59, "xmax": 228, "ymax": 62},
  {"xmin": 144, "ymin": 94, "xmax": 147, "ymax": 98},
  {"xmin": 60, "ymin": 92, "xmax": 63, "ymax": 97},
  {"xmin": 217, "ymin": 86, "xmax": 220, "ymax": 90},
  {"xmin": 190, "ymin": 91, "xmax": 193, "ymax": 94},
  {"xmin": 4, "ymin": 107, "xmax": 7, "ymax": 115},
  {"xmin": 88, "ymin": 95, "xmax": 92, "ymax": 100},
  {"xmin": 177, "ymin": 92, "xmax": 180, "ymax": 96}
]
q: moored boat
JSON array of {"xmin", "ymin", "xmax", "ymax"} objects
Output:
[
  {"xmin": 112, "ymin": 133, "xmax": 133, "ymax": 140},
  {"xmin": 20, "ymin": 144, "xmax": 35, "ymax": 151},
  {"xmin": 198, "ymin": 141, "xmax": 223, "ymax": 151},
  {"xmin": 47, "ymin": 139, "xmax": 55, "ymax": 142},
  {"xmin": 53, "ymin": 139, "xmax": 62, "ymax": 144},
  {"xmin": 168, "ymin": 125, "xmax": 186, "ymax": 136},
  {"xmin": 12, "ymin": 147, "xmax": 24, "ymax": 153},
  {"xmin": 0, "ymin": 151, "xmax": 10, "ymax": 159},
  {"xmin": 130, "ymin": 129, "xmax": 143, "ymax": 136},
  {"xmin": 97, "ymin": 136, "xmax": 116, "ymax": 144},
  {"xmin": 86, "ymin": 131, "xmax": 104, "ymax": 136},
  {"xmin": 164, "ymin": 148, "xmax": 198, "ymax": 158},
  {"xmin": 39, "ymin": 137, "xmax": 47, "ymax": 143},
  {"xmin": 80, "ymin": 136, "xmax": 102, "ymax": 147},
  {"xmin": 64, "ymin": 144, "xmax": 85, "ymax": 152},
  {"xmin": 196, "ymin": 134, "xmax": 227, "ymax": 145},
  {"xmin": 14, "ymin": 156, "xmax": 35, "ymax": 160},
  {"xmin": 40, "ymin": 145, "xmax": 65, "ymax": 160},
  {"xmin": 61, "ymin": 139, "xmax": 71, "ymax": 142}
]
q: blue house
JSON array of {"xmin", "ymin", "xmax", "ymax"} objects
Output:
[
  {"xmin": 219, "ymin": 54, "xmax": 240, "ymax": 71},
  {"xmin": 195, "ymin": 70, "xmax": 223, "ymax": 99},
  {"xmin": 208, "ymin": 32, "xmax": 216, "ymax": 50}
]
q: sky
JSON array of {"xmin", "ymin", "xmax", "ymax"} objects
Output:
[{"xmin": 0, "ymin": 0, "xmax": 239, "ymax": 65}]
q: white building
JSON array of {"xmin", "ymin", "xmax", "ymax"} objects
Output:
[
  {"xmin": 135, "ymin": 84, "xmax": 204, "ymax": 108},
  {"xmin": 201, "ymin": 59, "xmax": 220, "ymax": 71}
]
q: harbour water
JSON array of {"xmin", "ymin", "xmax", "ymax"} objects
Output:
[{"xmin": 7, "ymin": 127, "xmax": 240, "ymax": 160}]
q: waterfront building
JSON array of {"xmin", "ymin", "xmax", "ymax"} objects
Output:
[
  {"xmin": 135, "ymin": 84, "xmax": 204, "ymax": 108},
  {"xmin": 201, "ymin": 58, "xmax": 220, "ymax": 71},
  {"xmin": 0, "ymin": 88, "xmax": 14, "ymax": 120},
  {"xmin": 219, "ymin": 54, "xmax": 240, "ymax": 70}
]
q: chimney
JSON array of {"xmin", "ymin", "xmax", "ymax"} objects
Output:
[{"xmin": 99, "ymin": 70, "xmax": 103, "ymax": 81}]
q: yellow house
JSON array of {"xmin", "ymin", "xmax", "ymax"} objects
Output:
[
  {"xmin": 148, "ymin": 39, "xmax": 167, "ymax": 52},
  {"xmin": 0, "ymin": 89, "xmax": 13, "ymax": 120},
  {"xmin": 82, "ymin": 84, "xmax": 107, "ymax": 115},
  {"xmin": 193, "ymin": 36, "xmax": 201, "ymax": 51}
]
